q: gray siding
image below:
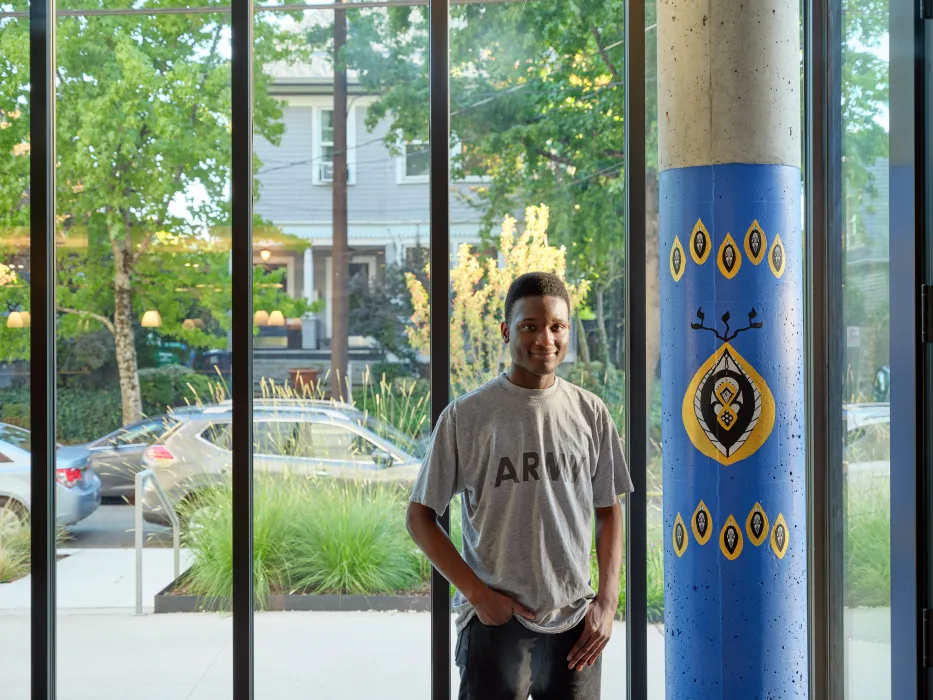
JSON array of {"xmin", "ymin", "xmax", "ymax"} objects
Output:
[{"xmin": 255, "ymin": 103, "xmax": 483, "ymax": 229}]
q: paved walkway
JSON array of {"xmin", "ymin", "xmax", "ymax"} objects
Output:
[{"xmin": 0, "ymin": 549, "xmax": 891, "ymax": 699}]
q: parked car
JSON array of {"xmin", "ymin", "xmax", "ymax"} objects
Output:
[
  {"xmin": 215, "ymin": 398, "xmax": 429, "ymax": 459},
  {"xmin": 844, "ymin": 402, "xmax": 890, "ymax": 485},
  {"xmin": 60, "ymin": 406, "xmax": 203, "ymax": 500},
  {"xmin": 140, "ymin": 404, "xmax": 422, "ymax": 527},
  {"xmin": 0, "ymin": 423, "xmax": 101, "ymax": 535}
]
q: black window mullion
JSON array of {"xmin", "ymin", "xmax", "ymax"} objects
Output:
[
  {"xmin": 29, "ymin": 0, "xmax": 57, "ymax": 696},
  {"xmin": 429, "ymin": 0, "xmax": 451, "ymax": 696},
  {"xmin": 624, "ymin": 0, "xmax": 647, "ymax": 698},
  {"xmin": 231, "ymin": 0, "xmax": 255, "ymax": 698}
]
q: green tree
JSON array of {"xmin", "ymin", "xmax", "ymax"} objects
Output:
[
  {"xmin": 334, "ymin": 0, "xmax": 888, "ymax": 415},
  {"xmin": 0, "ymin": 2, "xmax": 305, "ymax": 424},
  {"xmin": 326, "ymin": 0, "xmax": 641, "ymax": 389}
]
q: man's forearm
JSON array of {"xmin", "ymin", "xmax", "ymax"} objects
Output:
[
  {"xmin": 407, "ymin": 503, "xmax": 486, "ymax": 601},
  {"xmin": 594, "ymin": 501, "xmax": 624, "ymax": 605}
]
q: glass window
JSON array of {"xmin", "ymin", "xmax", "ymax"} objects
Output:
[
  {"xmin": 52, "ymin": 7, "xmax": 234, "ymax": 696},
  {"xmin": 317, "ymin": 107, "xmax": 355, "ymax": 183},
  {"xmin": 448, "ymin": 3, "xmax": 626, "ymax": 695},
  {"xmin": 253, "ymin": 6, "xmax": 432, "ymax": 696},
  {"xmin": 291, "ymin": 422, "xmax": 374, "ymax": 462},
  {"xmin": 841, "ymin": 0, "xmax": 891, "ymax": 692},
  {"xmin": 201, "ymin": 423, "xmax": 233, "ymax": 451},
  {"xmin": 106, "ymin": 419, "xmax": 176, "ymax": 447},
  {"xmin": 400, "ymin": 141, "xmax": 430, "ymax": 181},
  {"xmin": 320, "ymin": 108, "xmax": 335, "ymax": 180},
  {"xmin": 0, "ymin": 12, "xmax": 30, "ymax": 696}
]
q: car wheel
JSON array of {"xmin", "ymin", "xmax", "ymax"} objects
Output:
[{"xmin": 0, "ymin": 498, "xmax": 29, "ymax": 537}]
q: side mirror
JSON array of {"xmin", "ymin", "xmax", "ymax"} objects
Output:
[{"xmin": 371, "ymin": 448, "xmax": 395, "ymax": 469}]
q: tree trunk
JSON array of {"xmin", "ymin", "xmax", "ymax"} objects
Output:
[
  {"xmin": 330, "ymin": 2, "xmax": 350, "ymax": 401},
  {"xmin": 595, "ymin": 286, "xmax": 610, "ymax": 364},
  {"xmin": 113, "ymin": 242, "xmax": 143, "ymax": 425},
  {"xmin": 575, "ymin": 313, "xmax": 593, "ymax": 378},
  {"xmin": 645, "ymin": 172, "xmax": 662, "ymax": 430}
]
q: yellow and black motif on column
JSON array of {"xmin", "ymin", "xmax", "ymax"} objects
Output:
[
  {"xmin": 745, "ymin": 502, "xmax": 770, "ymax": 547},
  {"xmin": 769, "ymin": 234, "xmax": 787, "ymax": 279},
  {"xmin": 670, "ymin": 236, "xmax": 686, "ymax": 282},
  {"xmin": 673, "ymin": 513, "xmax": 688, "ymax": 557},
  {"xmin": 717, "ymin": 233, "xmax": 742, "ymax": 279},
  {"xmin": 690, "ymin": 219, "xmax": 711, "ymax": 265},
  {"xmin": 720, "ymin": 515, "xmax": 744, "ymax": 560},
  {"xmin": 682, "ymin": 308, "xmax": 776, "ymax": 466},
  {"xmin": 691, "ymin": 500, "xmax": 713, "ymax": 545},
  {"xmin": 744, "ymin": 220, "xmax": 767, "ymax": 266},
  {"xmin": 771, "ymin": 513, "xmax": 790, "ymax": 559}
]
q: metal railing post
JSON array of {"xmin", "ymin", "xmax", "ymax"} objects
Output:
[
  {"xmin": 134, "ymin": 469, "xmax": 181, "ymax": 616},
  {"xmin": 135, "ymin": 470, "xmax": 144, "ymax": 616}
]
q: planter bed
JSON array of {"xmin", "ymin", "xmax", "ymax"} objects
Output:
[{"xmin": 154, "ymin": 571, "xmax": 431, "ymax": 614}]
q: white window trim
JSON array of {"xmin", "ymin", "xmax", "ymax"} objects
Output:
[{"xmin": 313, "ymin": 105, "xmax": 357, "ymax": 186}]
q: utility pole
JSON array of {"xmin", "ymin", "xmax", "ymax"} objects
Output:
[{"xmin": 330, "ymin": 0, "xmax": 349, "ymax": 401}]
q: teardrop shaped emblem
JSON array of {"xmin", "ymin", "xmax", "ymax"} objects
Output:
[
  {"xmin": 690, "ymin": 219, "xmax": 711, "ymax": 265},
  {"xmin": 769, "ymin": 234, "xmax": 786, "ymax": 278},
  {"xmin": 771, "ymin": 513, "xmax": 790, "ymax": 559},
  {"xmin": 717, "ymin": 233, "xmax": 742, "ymax": 279},
  {"xmin": 673, "ymin": 513, "xmax": 688, "ymax": 557},
  {"xmin": 744, "ymin": 220, "xmax": 767, "ymax": 265},
  {"xmin": 692, "ymin": 500, "xmax": 712, "ymax": 545},
  {"xmin": 682, "ymin": 341, "xmax": 775, "ymax": 465},
  {"xmin": 746, "ymin": 502, "xmax": 770, "ymax": 546},
  {"xmin": 670, "ymin": 236, "xmax": 686, "ymax": 282},
  {"xmin": 720, "ymin": 515, "xmax": 744, "ymax": 560}
]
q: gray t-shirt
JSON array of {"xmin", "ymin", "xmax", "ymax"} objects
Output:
[{"xmin": 410, "ymin": 374, "xmax": 633, "ymax": 635}]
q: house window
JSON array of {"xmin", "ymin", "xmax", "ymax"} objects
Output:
[
  {"xmin": 398, "ymin": 141, "xmax": 430, "ymax": 183},
  {"xmin": 316, "ymin": 107, "xmax": 355, "ymax": 184},
  {"xmin": 320, "ymin": 109, "xmax": 335, "ymax": 179}
]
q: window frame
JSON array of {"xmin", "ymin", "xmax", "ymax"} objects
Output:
[{"xmin": 313, "ymin": 104, "xmax": 357, "ymax": 186}]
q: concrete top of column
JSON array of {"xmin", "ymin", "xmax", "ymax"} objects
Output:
[{"xmin": 657, "ymin": 0, "xmax": 801, "ymax": 172}]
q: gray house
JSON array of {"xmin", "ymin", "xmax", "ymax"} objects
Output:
[{"xmin": 251, "ymin": 59, "xmax": 487, "ymax": 362}]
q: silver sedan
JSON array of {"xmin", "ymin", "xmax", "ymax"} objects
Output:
[{"xmin": 0, "ymin": 423, "xmax": 102, "ymax": 535}]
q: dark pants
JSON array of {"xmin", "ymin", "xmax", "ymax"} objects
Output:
[{"xmin": 455, "ymin": 617, "xmax": 602, "ymax": 700}]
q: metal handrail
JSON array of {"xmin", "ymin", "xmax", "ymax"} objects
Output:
[{"xmin": 134, "ymin": 469, "xmax": 180, "ymax": 616}]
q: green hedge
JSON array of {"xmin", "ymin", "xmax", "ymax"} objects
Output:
[{"xmin": 0, "ymin": 366, "xmax": 223, "ymax": 444}]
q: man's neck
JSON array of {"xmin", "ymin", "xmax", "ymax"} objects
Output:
[{"xmin": 506, "ymin": 367, "xmax": 557, "ymax": 391}]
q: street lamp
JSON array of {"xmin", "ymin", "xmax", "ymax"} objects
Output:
[
  {"xmin": 141, "ymin": 310, "xmax": 162, "ymax": 328},
  {"xmin": 259, "ymin": 248, "xmax": 272, "ymax": 262}
]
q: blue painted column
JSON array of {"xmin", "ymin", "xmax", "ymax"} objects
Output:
[{"xmin": 657, "ymin": 2, "xmax": 807, "ymax": 698}]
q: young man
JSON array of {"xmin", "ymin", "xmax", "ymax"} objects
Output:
[{"xmin": 407, "ymin": 272, "xmax": 633, "ymax": 700}]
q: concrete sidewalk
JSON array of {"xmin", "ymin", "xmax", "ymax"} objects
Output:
[
  {"xmin": 0, "ymin": 611, "xmax": 658, "ymax": 700},
  {"xmin": 0, "ymin": 547, "xmax": 193, "ymax": 611},
  {"xmin": 0, "ymin": 549, "xmax": 892, "ymax": 699}
]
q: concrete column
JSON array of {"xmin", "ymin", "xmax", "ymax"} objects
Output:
[{"xmin": 657, "ymin": 2, "xmax": 805, "ymax": 698}]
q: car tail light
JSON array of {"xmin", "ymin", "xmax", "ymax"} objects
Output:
[
  {"xmin": 55, "ymin": 467, "xmax": 83, "ymax": 488},
  {"xmin": 145, "ymin": 445, "xmax": 174, "ymax": 462}
]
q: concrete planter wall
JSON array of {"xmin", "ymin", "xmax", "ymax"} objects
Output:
[{"xmin": 154, "ymin": 575, "xmax": 430, "ymax": 614}]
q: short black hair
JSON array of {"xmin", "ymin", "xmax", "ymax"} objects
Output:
[{"xmin": 504, "ymin": 272, "xmax": 572, "ymax": 324}]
